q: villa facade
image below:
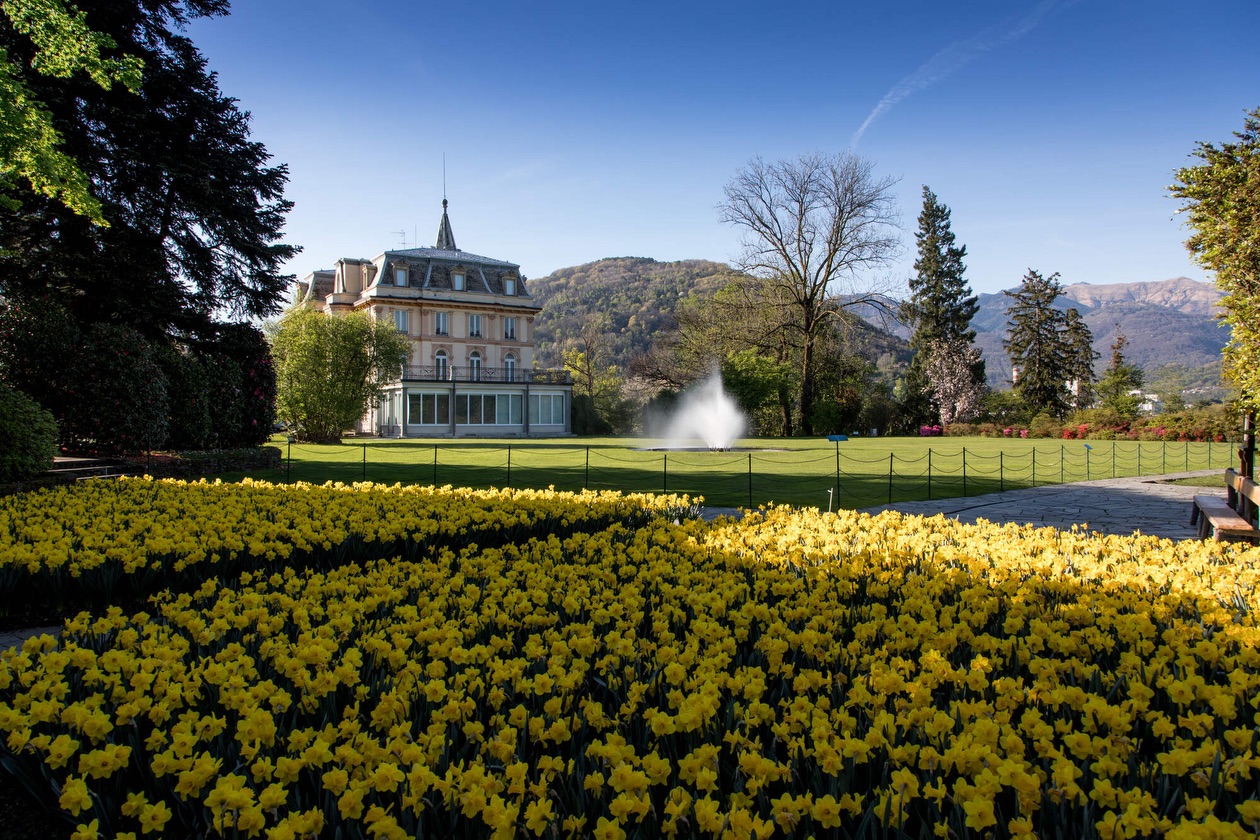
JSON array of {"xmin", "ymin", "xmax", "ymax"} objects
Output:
[{"xmin": 296, "ymin": 201, "xmax": 571, "ymax": 437}]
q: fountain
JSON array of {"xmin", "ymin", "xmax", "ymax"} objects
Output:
[{"xmin": 657, "ymin": 369, "xmax": 746, "ymax": 451}]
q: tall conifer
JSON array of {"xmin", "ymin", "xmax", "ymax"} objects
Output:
[
  {"xmin": 1004, "ymin": 269, "xmax": 1085, "ymax": 418},
  {"xmin": 902, "ymin": 186, "xmax": 984, "ymax": 425}
]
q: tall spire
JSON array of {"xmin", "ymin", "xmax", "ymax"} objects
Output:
[{"xmin": 435, "ymin": 198, "xmax": 457, "ymax": 250}]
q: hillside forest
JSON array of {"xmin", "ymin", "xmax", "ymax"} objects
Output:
[{"xmin": 529, "ymin": 258, "xmax": 1234, "ymax": 438}]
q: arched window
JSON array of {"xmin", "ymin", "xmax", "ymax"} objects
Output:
[
  {"xmin": 504, "ymin": 354, "xmax": 516, "ymax": 383},
  {"xmin": 434, "ymin": 350, "xmax": 449, "ymax": 381},
  {"xmin": 469, "ymin": 351, "xmax": 482, "ymax": 382}
]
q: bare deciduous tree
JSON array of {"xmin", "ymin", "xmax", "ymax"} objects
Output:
[{"xmin": 720, "ymin": 151, "xmax": 900, "ymax": 434}]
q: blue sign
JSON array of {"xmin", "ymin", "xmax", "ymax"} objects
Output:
[{"xmin": 827, "ymin": 435, "xmax": 849, "ymax": 442}]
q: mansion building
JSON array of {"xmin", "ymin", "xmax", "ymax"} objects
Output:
[{"xmin": 296, "ymin": 201, "xmax": 571, "ymax": 437}]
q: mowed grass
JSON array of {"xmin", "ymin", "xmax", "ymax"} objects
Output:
[{"xmin": 218, "ymin": 435, "xmax": 1233, "ymax": 510}]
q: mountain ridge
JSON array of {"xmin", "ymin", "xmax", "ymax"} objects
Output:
[{"xmin": 529, "ymin": 260, "xmax": 1227, "ymax": 388}]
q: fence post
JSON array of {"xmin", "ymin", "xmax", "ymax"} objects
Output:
[
  {"xmin": 1112, "ymin": 444, "xmax": 1116, "ymax": 478},
  {"xmin": 927, "ymin": 449, "xmax": 932, "ymax": 500},
  {"xmin": 888, "ymin": 453, "xmax": 894, "ymax": 504},
  {"xmin": 834, "ymin": 441, "xmax": 841, "ymax": 496},
  {"xmin": 585, "ymin": 447, "xmax": 590, "ymax": 489},
  {"xmin": 1032, "ymin": 448, "xmax": 1036, "ymax": 487},
  {"xmin": 1137, "ymin": 444, "xmax": 1142, "ymax": 476},
  {"xmin": 1060, "ymin": 445, "xmax": 1064, "ymax": 484},
  {"xmin": 506, "ymin": 445, "xmax": 511, "ymax": 487},
  {"xmin": 1162, "ymin": 441, "xmax": 1166, "ymax": 474},
  {"xmin": 748, "ymin": 453, "xmax": 753, "ymax": 509},
  {"xmin": 1185, "ymin": 440, "xmax": 1189, "ymax": 471},
  {"xmin": 433, "ymin": 444, "xmax": 438, "ymax": 485},
  {"xmin": 962, "ymin": 448, "xmax": 968, "ymax": 497},
  {"xmin": 1244, "ymin": 411, "xmax": 1257, "ymax": 479},
  {"xmin": 663, "ymin": 453, "xmax": 668, "ymax": 494},
  {"xmin": 362, "ymin": 443, "xmax": 367, "ymax": 481},
  {"xmin": 999, "ymin": 452, "xmax": 1004, "ymax": 492},
  {"xmin": 286, "ymin": 439, "xmax": 292, "ymax": 483}
]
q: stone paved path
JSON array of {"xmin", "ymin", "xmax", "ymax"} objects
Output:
[
  {"xmin": 861, "ymin": 470, "xmax": 1215, "ymax": 540},
  {"xmin": 703, "ymin": 470, "xmax": 1220, "ymax": 541}
]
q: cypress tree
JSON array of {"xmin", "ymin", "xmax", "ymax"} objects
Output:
[{"xmin": 902, "ymin": 186, "xmax": 984, "ymax": 425}]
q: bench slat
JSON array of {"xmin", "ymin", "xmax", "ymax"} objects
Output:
[{"xmin": 1192, "ymin": 493, "xmax": 1260, "ymax": 542}]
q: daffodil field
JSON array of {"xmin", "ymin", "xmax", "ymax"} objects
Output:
[{"xmin": 2, "ymin": 479, "xmax": 1260, "ymax": 839}]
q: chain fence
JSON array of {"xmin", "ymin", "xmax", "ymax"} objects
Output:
[{"xmin": 276, "ymin": 439, "xmax": 1237, "ymax": 511}]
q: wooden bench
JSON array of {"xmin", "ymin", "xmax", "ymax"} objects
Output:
[{"xmin": 1191, "ymin": 468, "xmax": 1260, "ymax": 543}]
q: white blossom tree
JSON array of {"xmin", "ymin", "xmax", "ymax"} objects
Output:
[{"xmin": 924, "ymin": 338, "xmax": 985, "ymax": 424}]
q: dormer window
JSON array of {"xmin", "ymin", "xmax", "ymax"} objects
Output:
[
  {"xmin": 395, "ymin": 267, "xmax": 408, "ymax": 287},
  {"xmin": 452, "ymin": 272, "xmax": 465, "ymax": 291},
  {"xmin": 504, "ymin": 277, "xmax": 516, "ymax": 296}
]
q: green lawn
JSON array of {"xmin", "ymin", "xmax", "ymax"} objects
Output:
[{"xmin": 216, "ymin": 435, "xmax": 1233, "ymax": 510}]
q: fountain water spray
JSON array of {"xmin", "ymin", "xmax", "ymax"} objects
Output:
[{"xmin": 660, "ymin": 369, "xmax": 746, "ymax": 451}]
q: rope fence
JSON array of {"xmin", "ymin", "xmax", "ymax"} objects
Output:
[{"xmin": 279, "ymin": 439, "xmax": 1238, "ymax": 511}]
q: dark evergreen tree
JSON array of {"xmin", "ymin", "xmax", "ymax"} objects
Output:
[
  {"xmin": 901, "ymin": 186, "xmax": 984, "ymax": 425},
  {"xmin": 1004, "ymin": 270, "xmax": 1072, "ymax": 418},
  {"xmin": 0, "ymin": 2, "xmax": 292, "ymax": 451},
  {"xmin": 1063, "ymin": 308, "xmax": 1098, "ymax": 411},
  {"xmin": 1097, "ymin": 330, "xmax": 1145, "ymax": 419},
  {"xmin": 0, "ymin": 1, "xmax": 298, "ymax": 336}
]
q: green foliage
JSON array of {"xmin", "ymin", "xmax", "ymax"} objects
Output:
[
  {"xmin": 721, "ymin": 350, "xmax": 794, "ymax": 429},
  {"xmin": 0, "ymin": 297, "xmax": 77, "ymax": 421},
  {"xmin": 859, "ymin": 388, "xmax": 900, "ymax": 436},
  {"xmin": 1062, "ymin": 308, "xmax": 1098, "ymax": 411},
  {"xmin": 63, "ymin": 323, "xmax": 169, "ymax": 454},
  {"xmin": 1096, "ymin": 331, "xmax": 1145, "ymax": 420},
  {"xmin": 270, "ymin": 307, "xmax": 409, "ymax": 444},
  {"xmin": 0, "ymin": 380, "xmax": 56, "ymax": 480},
  {"xmin": 1068, "ymin": 404, "xmax": 1241, "ymax": 442},
  {"xmin": 903, "ymin": 186, "xmax": 983, "ymax": 425},
  {"xmin": 0, "ymin": 0, "xmax": 296, "ymax": 335},
  {"xmin": 808, "ymin": 355, "xmax": 878, "ymax": 436},
  {"xmin": 1003, "ymin": 270, "xmax": 1089, "ymax": 418},
  {"xmin": 569, "ymin": 393, "xmax": 611, "ymax": 435},
  {"xmin": 532, "ymin": 258, "xmax": 737, "ymax": 370},
  {"xmin": 979, "ymin": 390, "xmax": 1033, "ymax": 428},
  {"xmin": 1147, "ymin": 362, "xmax": 1232, "ymax": 410},
  {"xmin": 0, "ymin": 300, "xmax": 275, "ymax": 452},
  {"xmin": 155, "ymin": 344, "xmax": 211, "ymax": 450},
  {"xmin": 202, "ymin": 322, "xmax": 276, "ymax": 448},
  {"xmin": 0, "ymin": 0, "xmax": 143, "ymax": 224},
  {"xmin": 1170, "ymin": 107, "xmax": 1260, "ymax": 415},
  {"xmin": 720, "ymin": 152, "xmax": 900, "ymax": 435},
  {"xmin": 1028, "ymin": 412, "xmax": 1061, "ymax": 438}
]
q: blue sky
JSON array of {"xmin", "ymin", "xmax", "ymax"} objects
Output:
[{"xmin": 188, "ymin": 0, "xmax": 1259, "ymax": 296}]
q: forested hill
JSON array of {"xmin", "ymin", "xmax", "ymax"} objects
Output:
[
  {"xmin": 971, "ymin": 277, "xmax": 1228, "ymax": 387},
  {"xmin": 529, "ymin": 258, "xmax": 738, "ymax": 368}
]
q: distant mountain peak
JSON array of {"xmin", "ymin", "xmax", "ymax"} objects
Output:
[{"xmin": 1059, "ymin": 277, "xmax": 1222, "ymax": 317}]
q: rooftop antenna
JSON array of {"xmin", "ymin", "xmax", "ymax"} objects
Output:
[
  {"xmin": 392, "ymin": 229, "xmax": 408, "ymax": 249},
  {"xmin": 442, "ymin": 152, "xmax": 447, "ymax": 201}
]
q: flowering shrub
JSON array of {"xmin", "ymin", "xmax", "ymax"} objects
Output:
[
  {"xmin": 918, "ymin": 425, "xmax": 943, "ymax": 437},
  {"xmin": 1, "ymin": 492, "xmax": 1259, "ymax": 838}
]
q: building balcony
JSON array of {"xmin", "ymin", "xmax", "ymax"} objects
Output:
[{"xmin": 402, "ymin": 366, "xmax": 571, "ymax": 385}]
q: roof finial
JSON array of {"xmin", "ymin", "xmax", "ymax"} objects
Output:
[{"xmin": 436, "ymin": 197, "xmax": 456, "ymax": 250}]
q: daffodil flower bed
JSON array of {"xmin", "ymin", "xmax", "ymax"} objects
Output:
[
  {"xmin": 1, "ymin": 494, "xmax": 1260, "ymax": 838},
  {"xmin": 0, "ymin": 477, "xmax": 697, "ymax": 615}
]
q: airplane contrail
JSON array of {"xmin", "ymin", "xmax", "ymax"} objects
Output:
[{"xmin": 852, "ymin": 0, "xmax": 1077, "ymax": 147}]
